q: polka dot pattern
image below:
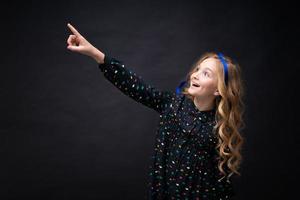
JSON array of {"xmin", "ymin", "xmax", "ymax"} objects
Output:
[{"xmin": 99, "ymin": 55, "xmax": 235, "ymax": 199}]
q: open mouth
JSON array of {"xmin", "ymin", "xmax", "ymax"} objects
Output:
[{"xmin": 191, "ymin": 83, "xmax": 200, "ymax": 87}]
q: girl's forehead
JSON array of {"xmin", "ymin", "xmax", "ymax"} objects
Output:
[{"xmin": 198, "ymin": 58, "xmax": 218, "ymax": 72}]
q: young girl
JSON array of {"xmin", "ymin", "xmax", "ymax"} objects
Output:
[{"xmin": 66, "ymin": 23, "xmax": 245, "ymax": 200}]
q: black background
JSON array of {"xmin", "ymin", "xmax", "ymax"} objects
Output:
[{"xmin": 1, "ymin": 0, "xmax": 298, "ymax": 199}]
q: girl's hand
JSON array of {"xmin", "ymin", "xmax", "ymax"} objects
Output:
[{"xmin": 66, "ymin": 23, "xmax": 105, "ymax": 64}]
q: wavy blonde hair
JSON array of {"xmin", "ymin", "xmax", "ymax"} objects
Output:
[{"xmin": 181, "ymin": 52, "xmax": 246, "ymax": 182}]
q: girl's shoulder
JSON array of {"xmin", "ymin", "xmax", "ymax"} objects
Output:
[{"xmin": 161, "ymin": 91, "xmax": 187, "ymax": 114}]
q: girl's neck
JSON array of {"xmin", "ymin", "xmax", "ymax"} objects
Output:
[{"xmin": 193, "ymin": 96, "xmax": 215, "ymax": 111}]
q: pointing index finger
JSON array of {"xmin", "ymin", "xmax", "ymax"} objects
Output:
[{"xmin": 67, "ymin": 23, "xmax": 81, "ymax": 36}]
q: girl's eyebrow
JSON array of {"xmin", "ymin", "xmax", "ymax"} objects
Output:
[
  {"xmin": 199, "ymin": 67, "xmax": 214, "ymax": 73},
  {"xmin": 205, "ymin": 68, "xmax": 214, "ymax": 73}
]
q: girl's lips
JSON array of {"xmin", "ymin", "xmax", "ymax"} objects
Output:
[{"xmin": 191, "ymin": 82, "xmax": 200, "ymax": 87}]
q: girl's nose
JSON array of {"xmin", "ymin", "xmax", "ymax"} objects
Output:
[{"xmin": 192, "ymin": 73, "xmax": 199, "ymax": 80}]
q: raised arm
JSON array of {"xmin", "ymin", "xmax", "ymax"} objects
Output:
[
  {"xmin": 98, "ymin": 55, "xmax": 174, "ymax": 113},
  {"xmin": 66, "ymin": 23, "xmax": 174, "ymax": 113}
]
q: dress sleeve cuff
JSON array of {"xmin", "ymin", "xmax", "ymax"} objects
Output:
[
  {"xmin": 103, "ymin": 54, "xmax": 113, "ymax": 64},
  {"xmin": 98, "ymin": 54, "xmax": 113, "ymax": 70}
]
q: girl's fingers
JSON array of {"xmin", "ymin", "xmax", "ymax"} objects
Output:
[
  {"xmin": 67, "ymin": 35, "xmax": 71, "ymax": 45},
  {"xmin": 67, "ymin": 44, "xmax": 81, "ymax": 51},
  {"xmin": 67, "ymin": 35, "xmax": 76, "ymax": 45},
  {"xmin": 67, "ymin": 23, "xmax": 81, "ymax": 36}
]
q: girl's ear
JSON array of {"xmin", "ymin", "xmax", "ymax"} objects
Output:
[{"xmin": 214, "ymin": 89, "xmax": 220, "ymax": 96}]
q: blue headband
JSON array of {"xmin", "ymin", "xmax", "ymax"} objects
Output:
[
  {"xmin": 175, "ymin": 80, "xmax": 187, "ymax": 95},
  {"xmin": 217, "ymin": 52, "xmax": 229, "ymax": 86}
]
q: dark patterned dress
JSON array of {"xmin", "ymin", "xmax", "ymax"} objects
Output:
[{"xmin": 98, "ymin": 55, "xmax": 235, "ymax": 200}]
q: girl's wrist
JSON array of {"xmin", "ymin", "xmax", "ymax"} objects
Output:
[{"xmin": 92, "ymin": 48, "xmax": 105, "ymax": 64}]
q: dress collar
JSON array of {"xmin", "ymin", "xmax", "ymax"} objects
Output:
[{"xmin": 185, "ymin": 96, "xmax": 216, "ymax": 123}]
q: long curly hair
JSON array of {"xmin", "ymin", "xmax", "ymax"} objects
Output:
[{"xmin": 181, "ymin": 52, "xmax": 246, "ymax": 182}]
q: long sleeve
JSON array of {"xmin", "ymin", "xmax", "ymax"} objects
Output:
[{"xmin": 98, "ymin": 55, "xmax": 174, "ymax": 114}]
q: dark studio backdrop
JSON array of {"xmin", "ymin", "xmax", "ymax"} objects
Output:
[{"xmin": 1, "ymin": 0, "xmax": 298, "ymax": 199}]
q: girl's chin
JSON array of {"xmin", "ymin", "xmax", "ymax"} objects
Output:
[{"xmin": 188, "ymin": 87, "xmax": 199, "ymax": 95}]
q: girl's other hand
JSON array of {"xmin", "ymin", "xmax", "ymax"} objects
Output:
[{"xmin": 66, "ymin": 23, "xmax": 104, "ymax": 64}]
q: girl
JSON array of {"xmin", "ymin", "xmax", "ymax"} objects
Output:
[{"xmin": 66, "ymin": 23, "xmax": 245, "ymax": 200}]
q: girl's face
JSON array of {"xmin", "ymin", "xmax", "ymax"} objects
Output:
[{"xmin": 188, "ymin": 57, "xmax": 219, "ymax": 98}]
